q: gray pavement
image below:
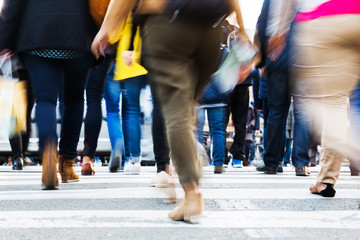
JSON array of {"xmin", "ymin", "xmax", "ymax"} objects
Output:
[{"xmin": 0, "ymin": 165, "xmax": 359, "ymax": 240}]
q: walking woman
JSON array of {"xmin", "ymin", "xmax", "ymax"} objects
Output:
[
  {"xmin": 274, "ymin": 0, "xmax": 360, "ymax": 197},
  {"xmin": 0, "ymin": 0, "xmax": 96, "ymax": 189}
]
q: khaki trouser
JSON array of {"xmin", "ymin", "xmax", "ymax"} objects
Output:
[
  {"xmin": 143, "ymin": 15, "xmax": 221, "ymax": 185},
  {"xmin": 291, "ymin": 15, "xmax": 360, "ymax": 184},
  {"xmin": 142, "ymin": 15, "xmax": 221, "ymax": 186}
]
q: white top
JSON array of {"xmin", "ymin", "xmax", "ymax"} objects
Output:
[{"xmin": 266, "ymin": 0, "xmax": 331, "ymax": 37}]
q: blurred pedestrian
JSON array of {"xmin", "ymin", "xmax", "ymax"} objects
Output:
[
  {"xmin": 0, "ymin": 0, "xmax": 96, "ymax": 189},
  {"xmin": 280, "ymin": 0, "xmax": 360, "ymax": 196},
  {"xmin": 92, "ymin": 0, "xmax": 249, "ymax": 221}
]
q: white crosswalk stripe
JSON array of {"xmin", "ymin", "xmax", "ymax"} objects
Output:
[{"xmin": 0, "ymin": 165, "xmax": 359, "ymax": 240}]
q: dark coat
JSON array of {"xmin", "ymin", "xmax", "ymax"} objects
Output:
[{"xmin": 0, "ymin": 0, "xmax": 96, "ymax": 53}]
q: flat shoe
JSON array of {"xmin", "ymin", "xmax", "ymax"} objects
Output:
[{"xmin": 310, "ymin": 182, "xmax": 336, "ymax": 197}]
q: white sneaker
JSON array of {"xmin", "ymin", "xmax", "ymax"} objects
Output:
[
  {"xmin": 124, "ymin": 162, "xmax": 140, "ymax": 175},
  {"xmin": 150, "ymin": 171, "xmax": 169, "ymax": 188}
]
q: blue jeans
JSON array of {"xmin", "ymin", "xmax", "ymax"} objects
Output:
[
  {"xmin": 291, "ymin": 96, "xmax": 311, "ymax": 167},
  {"xmin": 103, "ymin": 64, "xmax": 128, "ymax": 159},
  {"xmin": 263, "ymin": 72, "xmax": 290, "ymax": 168},
  {"xmin": 196, "ymin": 106, "xmax": 229, "ymax": 166},
  {"xmin": 21, "ymin": 53, "xmax": 93, "ymax": 158},
  {"xmin": 350, "ymin": 84, "xmax": 360, "ymax": 168},
  {"xmin": 283, "ymin": 138, "xmax": 292, "ymax": 165},
  {"xmin": 122, "ymin": 75, "xmax": 148, "ymax": 162}
]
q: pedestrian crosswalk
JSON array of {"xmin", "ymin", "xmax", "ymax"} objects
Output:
[{"xmin": 0, "ymin": 165, "xmax": 359, "ymax": 239}]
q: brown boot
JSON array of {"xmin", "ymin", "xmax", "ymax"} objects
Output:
[
  {"xmin": 81, "ymin": 156, "xmax": 96, "ymax": 175},
  {"xmin": 168, "ymin": 191, "xmax": 203, "ymax": 223},
  {"xmin": 58, "ymin": 155, "xmax": 79, "ymax": 183},
  {"xmin": 41, "ymin": 142, "xmax": 59, "ymax": 190}
]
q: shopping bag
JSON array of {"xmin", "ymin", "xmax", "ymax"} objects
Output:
[
  {"xmin": 0, "ymin": 53, "xmax": 27, "ymax": 139},
  {"xmin": 213, "ymin": 35, "xmax": 257, "ymax": 94}
]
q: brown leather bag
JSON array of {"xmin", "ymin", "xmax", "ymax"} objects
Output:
[{"xmin": 88, "ymin": 0, "xmax": 111, "ymax": 28}]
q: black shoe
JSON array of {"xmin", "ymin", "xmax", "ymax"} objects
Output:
[
  {"xmin": 277, "ymin": 164, "xmax": 283, "ymax": 173},
  {"xmin": 214, "ymin": 165, "xmax": 224, "ymax": 174},
  {"xmin": 12, "ymin": 157, "xmax": 23, "ymax": 170}
]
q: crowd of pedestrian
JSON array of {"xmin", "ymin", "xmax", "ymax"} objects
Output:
[{"xmin": 0, "ymin": 0, "xmax": 359, "ymax": 223}]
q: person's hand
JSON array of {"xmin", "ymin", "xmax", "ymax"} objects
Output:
[
  {"xmin": 122, "ymin": 51, "xmax": 134, "ymax": 66},
  {"xmin": 135, "ymin": 0, "xmax": 168, "ymax": 14},
  {"xmin": 91, "ymin": 29, "xmax": 109, "ymax": 59},
  {"xmin": 267, "ymin": 34, "xmax": 286, "ymax": 62}
]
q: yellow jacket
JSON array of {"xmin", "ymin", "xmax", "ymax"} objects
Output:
[{"xmin": 109, "ymin": 15, "xmax": 148, "ymax": 81}]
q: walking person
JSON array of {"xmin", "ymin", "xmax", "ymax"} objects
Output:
[
  {"xmin": 278, "ymin": 0, "xmax": 360, "ymax": 196},
  {"xmin": 92, "ymin": 0, "xmax": 249, "ymax": 221},
  {"xmin": 0, "ymin": 0, "xmax": 96, "ymax": 189}
]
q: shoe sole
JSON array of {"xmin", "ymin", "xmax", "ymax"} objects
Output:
[{"xmin": 62, "ymin": 179, "xmax": 80, "ymax": 183}]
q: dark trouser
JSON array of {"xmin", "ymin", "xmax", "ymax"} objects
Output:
[
  {"xmin": 151, "ymin": 89, "xmax": 170, "ymax": 173},
  {"xmin": 143, "ymin": 15, "xmax": 221, "ymax": 185},
  {"xmin": 263, "ymin": 72, "xmax": 290, "ymax": 168},
  {"xmin": 230, "ymin": 85, "xmax": 249, "ymax": 161},
  {"xmin": 22, "ymin": 54, "xmax": 93, "ymax": 159},
  {"xmin": 83, "ymin": 55, "xmax": 114, "ymax": 158}
]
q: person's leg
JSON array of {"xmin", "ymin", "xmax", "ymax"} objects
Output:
[
  {"xmin": 21, "ymin": 54, "xmax": 61, "ymax": 189},
  {"xmin": 207, "ymin": 106, "xmax": 229, "ymax": 169},
  {"xmin": 82, "ymin": 55, "xmax": 114, "ymax": 175},
  {"xmin": 195, "ymin": 108, "xmax": 206, "ymax": 145},
  {"xmin": 291, "ymin": 96, "xmax": 311, "ymax": 175},
  {"xmin": 263, "ymin": 71, "xmax": 290, "ymax": 172},
  {"xmin": 151, "ymin": 89, "xmax": 170, "ymax": 173},
  {"xmin": 349, "ymin": 84, "xmax": 360, "ymax": 175},
  {"xmin": 283, "ymin": 138, "xmax": 292, "ymax": 166},
  {"xmin": 229, "ymin": 85, "xmax": 249, "ymax": 164},
  {"xmin": 143, "ymin": 15, "xmax": 221, "ymax": 221},
  {"xmin": 58, "ymin": 55, "xmax": 93, "ymax": 183},
  {"xmin": 122, "ymin": 75, "xmax": 148, "ymax": 174},
  {"xmin": 103, "ymin": 65, "xmax": 124, "ymax": 172}
]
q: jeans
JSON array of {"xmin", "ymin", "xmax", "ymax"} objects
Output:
[
  {"xmin": 21, "ymin": 54, "xmax": 93, "ymax": 158},
  {"xmin": 196, "ymin": 106, "xmax": 229, "ymax": 166},
  {"xmin": 103, "ymin": 64, "xmax": 128, "ymax": 159},
  {"xmin": 263, "ymin": 72, "xmax": 290, "ymax": 168},
  {"xmin": 83, "ymin": 54, "xmax": 114, "ymax": 158},
  {"xmin": 283, "ymin": 138, "xmax": 292, "ymax": 165},
  {"xmin": 349, "ymin": 84, "xmax": 360, "ymax": 168},
  {"xmin": 291, "ymin": 96, "xmax": 311, "ymax": 167},
  {"xmin": 122, "ymin": 75, "xmax": 148, "ymax": 162},
  {"xmin": 229, "ymin": 84, "xmax": 249, "ymax": 161}
]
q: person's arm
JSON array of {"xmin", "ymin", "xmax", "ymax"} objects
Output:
[
  {"xmin": 231, "ymin": 0, "xmax": 250, "ymax": 42},
  {"xmin": 92, "ymin": 0, "xmax": 168, "ymax": 59}
]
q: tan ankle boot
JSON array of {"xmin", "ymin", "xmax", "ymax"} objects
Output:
[
  {"xmin": 168, "ymin": 191, "xmax": 203, "ymax": 223},
  {"xmin": 41, "ymin": 142, "xmax": 59, "ymax": 190},
  {"xmin": 58, "ymin": 155, "xmax": 79, "ymax": 183},
  {"xmin": 81, "ymin": 156, "xmax": 96, "ymax": 175}
]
